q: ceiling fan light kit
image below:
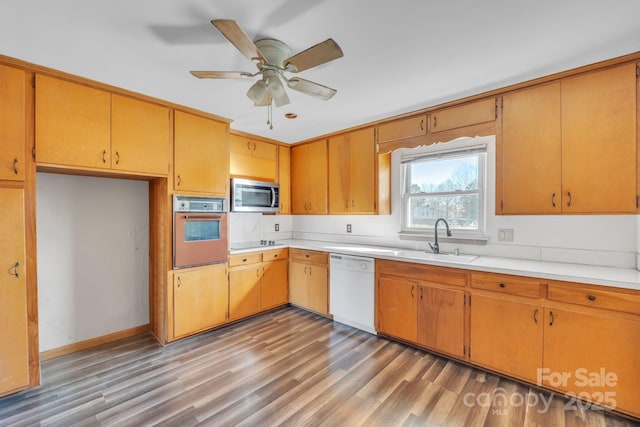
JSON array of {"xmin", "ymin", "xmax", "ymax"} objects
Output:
[{"xmin": 190, "ymin": 19, "xmax": 343, "ymax": 128}]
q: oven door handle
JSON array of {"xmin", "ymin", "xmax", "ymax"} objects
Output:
[{"xmin": 181, "ymin": 215, "xmax": 223, "ymax": 221}]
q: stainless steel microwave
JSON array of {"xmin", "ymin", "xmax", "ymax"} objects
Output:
[{"xmin": 230, "ymin": 178, "xmax": 280, "ymax": 213}]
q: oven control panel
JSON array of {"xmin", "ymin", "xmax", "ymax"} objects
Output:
[{"xmin": 173, "ymin": 195, "xmax": 227, "ymax": 213}]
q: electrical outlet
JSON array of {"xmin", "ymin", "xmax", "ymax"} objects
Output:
[
  {"xmin": 346, "ymin": 224, "xmax": 352, "ymax": 233},
  {"xmin": 275, "ymin": 223, "xmax": 279, "ymax": 232},
  {"xmin": 498, "ymin": 228, "xmax": 514, "ymax": 242}
]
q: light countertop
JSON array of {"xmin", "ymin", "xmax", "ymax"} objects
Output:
[{"xmin": 229, "ymin": 239, "xmax": 640, "ymax": 291}]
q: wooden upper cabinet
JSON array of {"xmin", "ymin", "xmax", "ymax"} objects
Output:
[
  {"xmin": 291, "ymin": 139, "xmax": 328, "ymax": 214},
  {"xmin": 561, "ymin": 63, "xmax": 637, "ymax": 213},
  {"xmin": 174, "ymin": 110, "xmax": 229, "ymax": 195},
  {"xmin": 0, "ymin": 65, "xmax": 26, "ymax": 181},
  {"xmin": 430, "ymin": 98, "xmax": 496, "ymax": 134},
  {"xmin": 0, "ymin": 188, "xmax": 29, "ymax": 396},
  {"xmin": 377, "ymin": 114, "xmax": 427, "ymax": 144},
  {"xmin": 329, "ymin": 127, "xmax": 376, "ymax": 214},
  {"xmin": 278, "ymin": 145, "xmax": 291, "ymax": 214},
  {"xmin": 111, "ymin": 94, "xmax": 170, "ymax": 175},
  {"xmin": 501, "ymin": 83, "xmax": 562, "ymax": 214},
  {"xmin": 35, "ymin": 74, "xmax": 111, "ymax": 169},
  {"xmin": 229, "ymin": 134, "xmax": 277, "ymax": 181}
]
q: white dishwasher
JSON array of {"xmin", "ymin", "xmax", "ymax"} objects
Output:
[{"xmin": 329, "ymin": 253, "xmax": 376, "ymax": 334}]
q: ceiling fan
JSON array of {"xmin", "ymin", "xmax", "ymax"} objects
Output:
[{"xmin": 191, "ymin": 19, "xmax": 343, "ymax": 109}]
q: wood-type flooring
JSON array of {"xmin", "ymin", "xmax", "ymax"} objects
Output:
[{"xmin": 0, "ymin": 307, "xmax": 637, "ymax": 426}]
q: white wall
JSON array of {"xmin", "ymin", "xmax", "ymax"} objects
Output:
[
  {"xmin": 36, "ymin": 173, "xmax": 149, "ymax": 352},
  {"xmin": 290, "ymin": 136, "xmax": 638, "ymax": 269}
]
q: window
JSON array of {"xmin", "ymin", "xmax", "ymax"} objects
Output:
[{"xmin": 401, "ymin": 145, "xmax": 486, "ymax": 237}]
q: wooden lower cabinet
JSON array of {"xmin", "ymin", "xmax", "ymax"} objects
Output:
[
  {"xmin": 377, "ymin": 277, "xmax": 417, "ymax": 342},
  {"xmin": 229, "ymin": 263, "xmax": 261, "ymax": 321},
  {"xmin": 289, "ymin": 249, "xmax": 329, "ymax": 315},
  {"xmin": 418, "ymin": 286, "xmax": 465, "ymax": 358},
  {"xmin": 261, "ymin": 259, "xmax": 288, "ymax": 310},
  {"xmin": 469, "ymin": 294, "xmax": 543, "ymax": 383},
  {"xmin": 173, "ymin": 263, "xmax": 228, "ymax": 339},
  {"xmin": 543, "ymin": 308, "xmax": 640, "ymax": 417},
  {"xmin": 0, "ymin": 187, "xmax": 29, "ymax": 396}
]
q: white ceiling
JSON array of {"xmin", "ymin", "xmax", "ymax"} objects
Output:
[{"xmin": 2, "ymin": 1, "xmax": 639, "ymax": 143}]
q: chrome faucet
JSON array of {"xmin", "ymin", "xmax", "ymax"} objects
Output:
[{"xmin": 429, "ymin": 218, "xmax": 452, "ymax": 254}]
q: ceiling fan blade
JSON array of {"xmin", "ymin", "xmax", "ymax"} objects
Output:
[
  {"xmin": 212, "ymin": 19, "xmax": 266, "ymax": 63},
  {"xmin": 267, "ymin": 75, "xmax": 290, "ymax": 107},
  {"xmin": 287, "ymin": 77, "xmax": 337, "ymax": 100},
  {"xmin": 284, "ymin": 39, "xmax": 343, "ymax": 72},
  {"xmin": 190, "ymin": 71, "xmax": 253, "ymax": 79}
]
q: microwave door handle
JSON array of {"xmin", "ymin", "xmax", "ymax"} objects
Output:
[
  {"xmin": 271, "ymin": 187, "xmax": 276, "ymax": 208},
  {"xmin": 182, "ymin": 215, "xmax": 223, "ymax": 221}
]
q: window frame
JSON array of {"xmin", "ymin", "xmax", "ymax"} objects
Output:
[{"xmin": 400, "ymin": 141, "xmax": 487, "ymax": 240}]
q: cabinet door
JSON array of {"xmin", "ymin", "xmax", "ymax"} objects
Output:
[
  {"xmin": 377, "ymin": 277, "xmax": 417, "ymax": 342},
  {"xmin": 278, "ymin": 145, "xmax": 291, "ymax": 214},
  {"xmin": 431, "ymin": 98, "xmax": 496, "ymax": 133},
  {"xmin": 173, "ymin": 264, "xmax": 228, "ymax": 338},
  {"xmin": 418, "ymin": 286, "xmax": 465, "ymax": 358},
  {"xmin": 0, "ymin": 65, "xmax": 26, "ymax": 181},
  {"xmin": 229, "ymin": 135, "xmax": 276, "ymax": 181},
  {"xmin": 174, "ymin": 110, "xmax": 228, "ymax": 195},
  {"xmin": 111, "ymin": 95, "xmax": 170, "ymax": 175},
  {"xmin": 328, "ymin": 133, "xmax": 350, "ymax": 213},
  {"xmin": 561, "ymin": 63, "xmax": 637, "ymax": 213},
  {"xmin": 377, "ymin": 114, "xmax": 427, "ymax": 143},
  {"xmin": 470, "ymin": 295, "xmax": 542, "ymax": 383},
  {"xmin": 307, "ymin": 264, "xmax": 328, "ymax": 315},
  {"xmin": 348, "ymin": 127, "xmax": 376, "ymax": 213},
  {"xmin": 306, "ymin": 139, "xmax": 328, "ymax": 214},
  {"xmin": 289, "ymin": 261, "xmax": 308, "ymax": 307},
  {"xmin": 0, "ymin": 188, "xmax": 29, "ymax": 396},
  {"xmin": 261, "ymin": 259, "xmax": 288, "ymax": 310},
  {"xmin": 229, "ymin": 264, "xmax": 262, "ymax": 320},
  {"xmin": 290, "ymin": 143, "xmax": 309, "ymax": 214},
  {"xmin": 501, "ymin": 83, "xmax": 562, "ymax": 214},
  {"xmin": 543, "ymin": 308, "xmax": 640, "ymax": 416},
  {"xmin": 35, "ymin": 74, "xmax": 111, "ymax": 169}
]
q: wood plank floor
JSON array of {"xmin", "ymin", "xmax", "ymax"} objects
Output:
[{"xmin": 0, "ymin": 307, "xmax": 637, "ymax": 427}]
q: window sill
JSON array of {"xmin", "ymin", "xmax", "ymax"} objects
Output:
[{"xmin": 398, "ymin": 231, "xmax": 489, "ymax": 245}]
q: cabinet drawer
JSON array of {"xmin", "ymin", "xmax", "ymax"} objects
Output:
[
  {"xmin": 263, "ymin": 248, "xmax": 289, "ymax": 262},
  {"xmin": 430, "ymin": 98, "xmax": 496, "ymax": 133},
  {"xmin": 290, "ymin": 249, "xmax": 328, "ymax": 266},
  {"xmin": 228, "ymin": 252, "xmax": 262, "ymax": 267},
  {"xmin": 377, "ymin": 114, "xmax": 427, "ymax": 143},
  {"xmin": 471, "ymin": 272, "xmax": 541, "ymax": 298},
  {"xmin": 548, "ymin": 283, "xmax": 640, "ymax": 315}
]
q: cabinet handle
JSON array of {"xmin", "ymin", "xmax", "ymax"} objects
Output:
[
  {"xmin": 551, "ymin": 193, "xmax": 556, "ymax": 207},
  {"xmin": 410, "ymin": 285, "xmax": 414, "ymax": 298},
  {"xmin": 346, "ymin": 200, "xmax": 349, "ymax": 209},
  {"xmin": 305, "ymin": 254, "xmax": 309, "ymax": 258},
  {"xmin": 533, "ymin": 308, "xmax": 538, "ymax": 324},
  {"xmin": 309, "ymin": 266, "xmax": 312, "ymax": 276},
  {"xmin": 177, "ymin": 276, "xmax": 181, "ymax": 287},
  {"xmin": 12, "ymin": 158, "xmax": 18, "ymax": 175},
  {"xmin": 433, "ymin": 116, "xmax": 437, "ymax": 128},
  {"xmin": 11, "ymin": 261, "xmax": 19, "ymax": 278},
  {"xmin": 242, "ymin": 257, "xmax": 247, "ymax": 262},
  {"xmin": 177, "ymin": 175, "xmax": 182, "ymax": 186},
  {"xmin": 273, "ymin": 254, "xmax": 278, "ymax": 258},
  {"xmin": 566, "ymin": 192, "xmax": 572, "ymax": 207},
  {"xmin": 548, "ymin": 310, "xmax": 554, "ymax": 326},
  {"xmin": 352, "ymin": 200, "xmax": 355, "ymax": 208},
  {"xmin": 419, "ymin": 287, "xmax": 423, "ymax": 299},
  {"xmin": 262, "ymin": 266, "xmax": 265, "ymax": 275},
  {"xmin": 587, "ymin": 295, "xmax": 596, "ymax": 302},
  {"xmin": 499, "ymin": 283, "xmax": 505, "ymax": 288},
  {"xmin": 115, "ymin": 151, "xmax": 120, "ymax": 165},
  {"xmin": 253, "ymin": 142, "xmax": 257, "ymax": 152},
  {"xmin": 420, "ymin": 119, "xmax": 424, "ymax": 131},
  {"xmin": 256, "ymin": 267, "xmax": 260, "ymax": 277},
  {"xmin": 102, "ymin": 149, "xmax": 107, "ymax": 164},
  {"xmin": 304, "ymin": 265, "xmax": 307, "ymax": 275},
  {"xmin": 247, "ymin": 141, "xmax": 251, "ymax": 151}
]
